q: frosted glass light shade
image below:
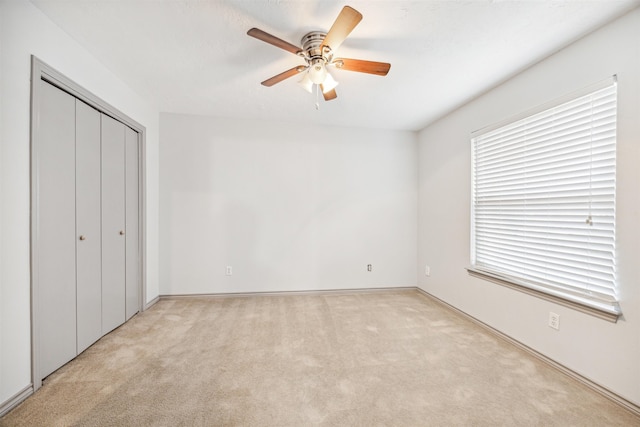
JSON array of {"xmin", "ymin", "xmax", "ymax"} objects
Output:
[
  {"xmin": 298, "ymin": 73, "xmax": 313, "ymax": 93},
  {"xmin": 321, "ymin": 72, "xmax": 339, "ymax": 93}
]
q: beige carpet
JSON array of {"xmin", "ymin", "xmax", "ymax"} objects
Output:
[{"xmin": 1, "ymin": 290, "xmax": 638, "ymax": 426}]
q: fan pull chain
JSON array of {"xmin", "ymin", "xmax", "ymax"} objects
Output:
[{"xmin": 315, "ymin": 84, "xmax": 320, "ymax": 110}]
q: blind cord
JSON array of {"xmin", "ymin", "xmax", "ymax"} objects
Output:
[{"xmin": 587, "ymin": 94, "xmax": 594, "ymax": 227}]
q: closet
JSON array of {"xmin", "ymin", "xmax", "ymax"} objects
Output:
[{"xmin": 36, "ymin": 79, "xmax": 140, "ymax": 379}]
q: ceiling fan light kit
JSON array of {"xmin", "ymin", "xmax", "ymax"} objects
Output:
[
  {"xmin": 298, "ymin": 73, "xmax": 314, "ymax": 93},
  {"xmin": 247, "ymin": 5, "xmax": 390, "ymax": 104}
]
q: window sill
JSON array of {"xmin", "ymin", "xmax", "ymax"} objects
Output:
[{"xmin": 466, "ymin": 268, "xmax": 621, "ymax": 323}]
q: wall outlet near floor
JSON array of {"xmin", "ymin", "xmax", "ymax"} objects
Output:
[
  {"xmin": 367, "ymin": 264, "xmax": 372, "ymax": 272},
  {"xmin": 225, "ymin": 266, "xmax": 232, "ymax": 276},
  {"xmin": 548, "ymin": 312, "xmax": 560, "ymax": 330},
  {"xmin": 425, "ymin": 265, "xmax": 431, "ymax": 276}
]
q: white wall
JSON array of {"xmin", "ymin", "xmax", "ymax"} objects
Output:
[
  {"xmin": 160, "ymin": 114, "xmax": 417, "ymax": 295},
  {"xmin": 418, "ymin": 8, "xmax": 640, "ymax": 405},
  {"xmin": 0, "ymin": 0, "xmax": 160, "ymax": 407}
]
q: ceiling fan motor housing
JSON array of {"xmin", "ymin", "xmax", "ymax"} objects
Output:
[{"xmin": 301, "ymin": 31, "xmax": 332, "ymax": 64}]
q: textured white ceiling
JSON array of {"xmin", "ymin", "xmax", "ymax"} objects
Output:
[{"xmin": 31, "ymin": 0, "xmax": 639, "ymax": 131}]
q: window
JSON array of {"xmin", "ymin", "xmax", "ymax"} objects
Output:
[{"xmin": 469, "ymin": 78, "xmax": 619, "ymax": 320}]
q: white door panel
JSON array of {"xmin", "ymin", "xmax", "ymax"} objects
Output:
[
  {"xmin": 38, "ymin": 81, "xmax": 77, "ymax": 378},
  {"xmin": 76, "ymin": 99, "xmax": 102, "ymax": 353},
  {"xmin": 125, "ymin": 127, "xmax": 140, "ymax": 320},
  {"xmin": 101, "ymin": 114, "xmax": 126, "ymax": 334}
]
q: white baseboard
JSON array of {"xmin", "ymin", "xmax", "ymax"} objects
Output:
[
  {"xmin": 143, "ymin": 295, "xmax": 160, "ymax": 310},
  {"xmin": 0, "ymin": 385, "xmax": 33, "ymax": 418},
  {"xmin": 160, "ymin": 286, "xmax": 416, "ymax": 300}
]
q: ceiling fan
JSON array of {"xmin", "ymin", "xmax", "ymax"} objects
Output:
[{"xmin": 247, "ymin": 5, "xmax": 391, "ymax": 102}]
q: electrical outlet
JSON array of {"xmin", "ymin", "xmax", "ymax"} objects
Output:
[
  {"xmin": 425, "ymin": 265, "xmax": 431, "ymax": 276},
  {"xmin": 548, "ymin": 312, "xmax": 560, "ymax": 330},
  {"xmin": 225, "ymin": 266, "xmax": 232, "ymax": 276}
]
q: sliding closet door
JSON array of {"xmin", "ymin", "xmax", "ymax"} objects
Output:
[
  {"xmin": 101, "ymin": 114, "xmax": 126, "ymax": 334},
  {"xmin": 125, "ymin": 127, "xmax": 140, "ymax": 320},
  {"xmin": 76, "ymin": 100, "xmax": 103, "ymax": 353},
  {"xmin": 37, "ymin": 81, "xmax": 77, "ymax": 378}
]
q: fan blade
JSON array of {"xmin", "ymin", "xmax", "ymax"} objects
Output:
[
  {"xmin": 334, "ymin": 58, "xmax": 391, "ymax": 76},
  {"xmin": 247, "ymin": 28, "xmax": 301, "ymax": 55},
  {"xmin": 321, "ymin": 86, "xmax": 337, "ymax": 101},
  {"xmin": 261, "ymin": 66, "xmax": 306, "ymax": 87},
  {"xmin": 321, "ymin": 6, "xmax": 363, "ymax": 53}
]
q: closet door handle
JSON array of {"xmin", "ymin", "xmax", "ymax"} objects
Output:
[
  {"xmin": 79, "ymin": 235, "xmax": 86, "ymax": 241},
  {"xmin": 119, "ymin": 230, "xmax": 125, "ymax": 236}
]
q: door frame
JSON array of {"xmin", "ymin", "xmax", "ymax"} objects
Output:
[{"xmin": 30, "ymin": 56, "xmax": 148, "ymax": 391}]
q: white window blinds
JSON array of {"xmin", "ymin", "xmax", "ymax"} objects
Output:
[{"xmin": 470, "ymin": 79, "xmax": 619, "ymax": 316}]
